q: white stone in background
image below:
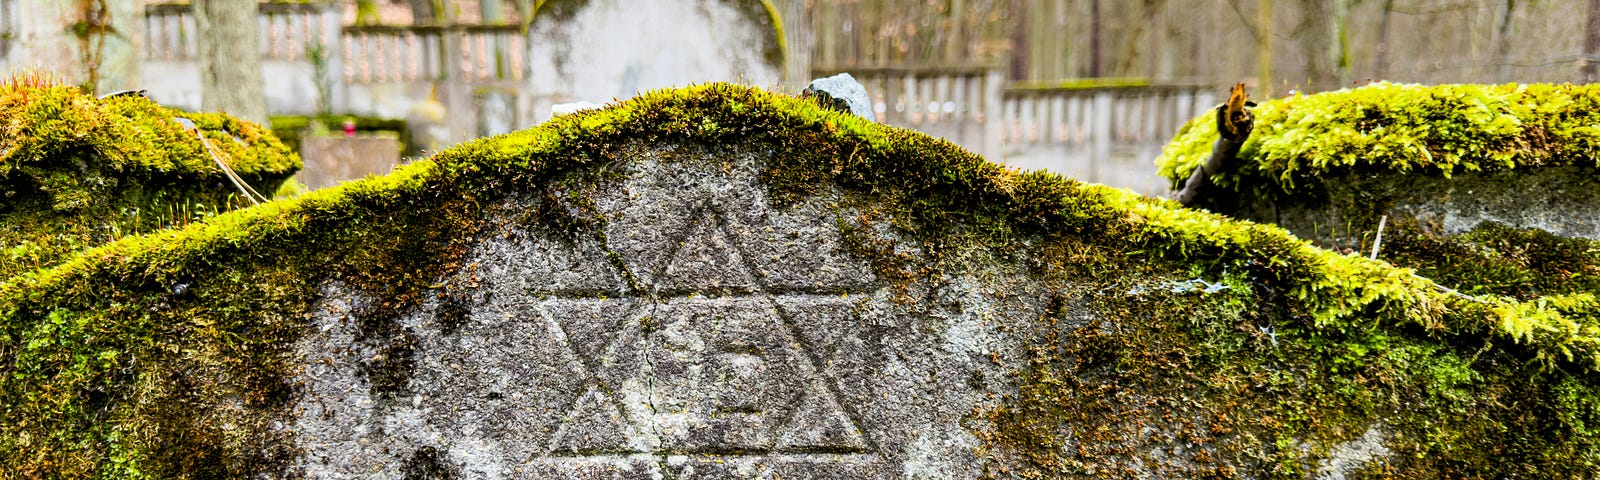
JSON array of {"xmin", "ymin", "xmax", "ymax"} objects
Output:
[
  {"xmin": 551, "ymin": 102, "xmax": 605, "ymax": 117},
  {"xmin": 804, "ymin": 73, "xmax": 877, "ymax": 122},
  {"xmin": 524, "ymin": 0, "xmax": 782, "ymax": 124}
]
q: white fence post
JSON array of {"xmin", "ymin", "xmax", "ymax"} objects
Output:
[
  {"xmin": 1091, "ymin": 91, "xmax": 1113, "ymax": 183},
  {"xmin": 982, "ymin": 67, "xmax": 1004, "ymax": 162}
]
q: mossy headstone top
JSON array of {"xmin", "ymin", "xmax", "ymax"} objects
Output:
[
  {"xmin": 0, "ymin": 78, "xmax": 299, "ymax": 279},
  {"xmin": 5, "ymin": 84, "xmax": 1600, "ymax": 478},
  {"xmin": 1157, "ymin": 81, "xmax": 1600, "ymax": 333},
  {"xmin": 1157, "ymin": 82, "xmax": 1600, "ymax": 203}
]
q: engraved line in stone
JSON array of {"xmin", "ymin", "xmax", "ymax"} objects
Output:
[
  {"xmin": 766, "ymin": 296, "xmax": 881, "ymax": 453},
  {"xmin": 541, "ymin": 299, "xmax": 652, "ymax": 455},
  {"xmin": 520, "ymin": 287, "xmax": 876, "ymax": 300},
  {"xmin": 647, "ymin": 199, "xmax": 712, "ymax": 294},
  {"xmin": 535, "ymin": 190, "xmax": 880, "ymax": 458},
  {"xmin": 668, "ymin": 299, "xmax": 873, "ymax": 453},
  {"xmin": 586, "ymin": 208, "xmax": 647, "ymax": 296},
  {"xmin": 703, "ymin": 201, "xmax": 881, "ymax": 295}
]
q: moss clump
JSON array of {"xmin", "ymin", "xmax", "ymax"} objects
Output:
[
  {"xmin": 0, "ymin": 82, "xmax": 299, "ymax": 279},
  {"xmin": 2, "ymin": 83, "xmax": 1599, "ymax": 476},
  {"xmin": 1157, "ymin": 82, "xmax": 1600, "ymax": 197},
  {"xmin": 1155, "ymin": 82, "xmax": 1600, "ymax": 372}
]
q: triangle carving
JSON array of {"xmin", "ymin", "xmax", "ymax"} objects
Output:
[
  {"xmin": 546, "ymin": 387, "xmax": 643, "ymax": 455},
  {"xmin": 773, "ymin": 385, "xmax": 870, "ymax": 453},
  {"xmin": 535, "ymin": 182, "xmax": 881, "ymax": 461},
  {"xmin": 656, "ymin": 211, "xmax": 758, "ymax": 295},
  {"xmin": 545, "ymin": 299, "xmax": 640, "ymax": 375}
]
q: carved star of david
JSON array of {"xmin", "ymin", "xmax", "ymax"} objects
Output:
[{"xmin": 536, "ymin": 202, "xmax": 877, "ymax": 459}]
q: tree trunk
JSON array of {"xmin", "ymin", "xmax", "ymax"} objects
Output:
[
  {"xmin": 1330, "ymin": 0, "xmax": 1351, "ymax": 86},
  {"xmin": 1374, "ymin": 0, "xmax": 1395, "ymax": 78},
  {"xmin": 1493, "ymin": 0, "xmax": 1518, "ymax": 82},
  {"xmin": 1009, "ymin": 0, "xmax": 1029, "ymax": 81},
  {"xmin": 1298, "ymin": 0, "xmax": 1333, "ymax": 90},
  {"xmin": 1256, "ymin": 0, "xmax": 1273, "ymax": 97},
  {"xmin": 194, "ymin": 0, "xmax": 268, "ymax": 126},
  {"xmin": 775, "ymin": 0, "xmax": 815, "ymax": 90},
  {"xmin": 355, "ymin": 0, "xmax": 380, "ymax": 26},
  {"xmin": 480, "ymin": 0, "xmax": 504, "ymax": 22},
  {"xmin": 1583, "ymin": 0, "xmax": 1600, "ymax": 83},
  {"xmin": 1089, "ymin": 0, "xmax": 1103, "ymax": 77},
  {"xmin": 945, "ymin": 0, "xmax": 964, "ymax": 64}
]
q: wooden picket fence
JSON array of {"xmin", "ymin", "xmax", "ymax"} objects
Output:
[
  {"xmin": 820, "ymin": 65, "xmax": 1214, "ymax": 168},
  {"xmin": 143, "ymin": 3, "xmax": 523, "ymax": 84},
  {"xmin": 137, "ymin": 2, "xmax": 1220, "ymax": 192}
]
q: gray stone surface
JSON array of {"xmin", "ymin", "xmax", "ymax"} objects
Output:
[
  {"xmin": 289, "ymin": 143, "xmax": 1014, "ymax": 478},
  {"xmin": 1244, "ymin": 166, "xmax": 1600, "ymax": 243},
  {"xmin": 804, "ymin": 74, "xmax": 877, "ymax": 122},
  {"xmin": 282, "ymin": 140, "xmax": 1403, "ymax": 478}
]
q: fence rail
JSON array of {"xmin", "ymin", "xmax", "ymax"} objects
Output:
[
  {"xmin": 823, "ymin": 65, "xmax": 1215, "ymax": 166},
  {"xmin": 1000, "ymin": 84, "xmax": 1213, "ymax": 146},
  {"xmin": 146, "ymin": 2, "xmax": 332, "ymax": 62},
  {"xmin": 144, "ymin": 4, "xmax": 522, "ymax": 84},
  {"xmin": 342, "ymin": 25, "xmax": 525, "ymax": 83}
]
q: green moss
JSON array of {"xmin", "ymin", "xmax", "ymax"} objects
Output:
[
  {"xmin": 1379, "ymin": 220, "xmax": 1600, "ymax": 300},
  {"xmin": 1154, "ymin": 81, "xmax": 1600, "ymax": 373},
  {"xmin": 0, "ymin": 82, "xmax": 300, "ymax": 280},
  {"xmin": 1, "ymin": 83, "xmax": 1598, "ymax": 476},
  {"xmin": 1156, "ymin": 82, "xmax": 1600, "ymax": 196}
]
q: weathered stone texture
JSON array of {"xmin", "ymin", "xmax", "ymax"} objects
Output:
[
  {"xmin": 289, "ymin": 144, "xmax": 1017, "ymax": 478},
  {"xmin": 1241, "ymin": 166, "xmax": 1600, "ymax": 243}
]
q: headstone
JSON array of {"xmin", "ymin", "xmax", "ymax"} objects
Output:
[
  {"xmin": 804, "ymin": 73, "xmax": 877, "ymax": 121},
  {"xmin": 8, "ymin": 85, "xmax": 1594, "ymax": 478},
  {"xmin": 406, "ymin": 94, "xmax": 449, "ymax": 155},
  {"xmin": 291, "ymin": 144, "xmax": 965, "ymax": 477},
  {"xmin": 296, "ymin": 136, "xmax": 403, "ymax": 190},
  {"xmin": 477, "ymin": 89, "xmax": 517, "ymax": 137},
  {"xmin": 524, "ymin": 0, "xmax": 781, "ymax": 124}
]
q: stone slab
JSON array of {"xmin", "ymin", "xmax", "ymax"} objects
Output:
[
  {"xmin": 297, "ymin": 135, "xmax": 404, "ymax": 191},
  {"xmin": 289, "ymin": 144, "xmax": 999, "ymax": 478}
]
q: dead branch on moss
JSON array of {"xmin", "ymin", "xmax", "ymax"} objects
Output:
[{"xmin": 1174, "ymin": 82, "xmax": 1254, "ymax": 207}]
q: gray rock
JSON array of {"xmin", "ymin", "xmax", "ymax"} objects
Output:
[
  {"xmin": 552, "ymin": 101, "xmax": 605, "ymax": 117},
  {"xmin": 804, "ymin": 73, "xmax": 877, "ymax": 121}
]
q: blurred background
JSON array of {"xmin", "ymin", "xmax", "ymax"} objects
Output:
[{"xmin": 2, "ymin": 0, "xmax": 1596, "ymax": 194}]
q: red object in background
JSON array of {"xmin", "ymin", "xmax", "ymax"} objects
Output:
[{"xmin": 343, "ymin": 119, "xmax": 357, "ymax": 137}]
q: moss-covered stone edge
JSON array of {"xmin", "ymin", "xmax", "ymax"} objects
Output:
[
  {"xmin": 1, "ymin": 82, "xmax": 1597, "ymax": 475},
  {"xmin": 1, "ymin": 84, "xmax": 300, "ymax": 188},
  {"xmin": 1154, "ymin": 81, "xmax": 1600, "ymax": 367},
  {"xmin": 0, "ymin": 83, "xmax": 301, "ymax": 281},
  {"xmin": 1156, "ymin": 82, "xmax": 1600, "ymax": 196}
]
